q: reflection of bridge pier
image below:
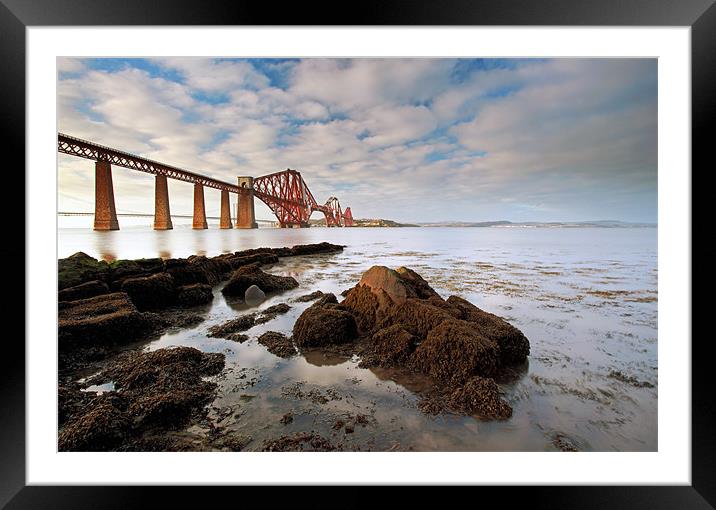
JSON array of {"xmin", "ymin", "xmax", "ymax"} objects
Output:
[{"xmin": 58, "ymin": 133, "xmax": 356, "ymax": 231}]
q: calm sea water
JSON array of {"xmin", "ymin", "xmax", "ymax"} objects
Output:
[{"xmin": 60, "ymin": 217, "xmax": 658, "ymax": 452}]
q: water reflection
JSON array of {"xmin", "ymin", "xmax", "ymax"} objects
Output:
[{"xmin": 93, "ymin": 231, "xmax": 118, "ymax": 262}]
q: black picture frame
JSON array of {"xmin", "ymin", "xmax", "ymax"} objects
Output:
[{"xmin": 3, "ymin": 0, "xmax": 710, "ymax": 505}]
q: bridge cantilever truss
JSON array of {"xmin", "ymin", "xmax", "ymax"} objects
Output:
[{"xmin": 57, "ymin": 133, "xmax": 355, "ymax": 229}]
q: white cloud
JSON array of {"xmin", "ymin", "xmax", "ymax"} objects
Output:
[
  {"xmin": 58, "ymin": 58, "xmax": 657, "ymax": 223},
  {"xmin": 155, "ymin": 58, "xmax": 270, "ymax": 92}
]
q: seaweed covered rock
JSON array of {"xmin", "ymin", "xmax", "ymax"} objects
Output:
[
  {"xmin": 108, "ymin": 258, "xmax": 165, "ymax": 289},
  {"xmin": 58, "ymin": 292, "xmax": 161, "ymax": 348},
  {"xmin": 258, "ymin": 331, "xmax": 296, "ymax": 358},
  {"xmin": 410, "ymin": 319, "xmax": 499, "ymax": 385},
  {"xmin": 59, "ymin": 347, "xmax": 225, "ymax": 451},
  {"xmin": 221, "ymin": 263, "xmax": 298, "ymax": 297},
  {"xmin": 341, "ymin": 284, "xmax": 383, "ymax": 334},
  {"xmin": 293, "ymin": 294, "xmax": 357, "ymax": 347},
  {"xmin": 163, "ymin": 258, "xmax": 210, "ymax": 287},
  {"xmin": 58, "ymin": 395, "xmax": 131, "ymax": 451},
  {"xmin": 378, "ymin": 298, "xmax": 459, "ymax": 339},
  {"xmin": 176, "ymin": 283, "xmax": 213, "ymax": 307},
  {"xmin": 446, "ymin": 296, "xmax": 530, "ymax": 364},
  {"xmin": 287, "ymin": 242, "xmax": 344, "ymax": 256},
  {"xmin": 447, "ymin": 376, "xmax": 512, "ymax": 419},
  {"xmin": 207, "ymin": 314, "xmax": 256, "ymax": 338},
  {"xmin": 58, "ymin": 280, "xmax": 109, "ymax": 302},
  {"xmin": 359, "ymin": 324, "xmax": 416, "ymax": 368},
  {"xmin": 120, "ymin": 272, "xmax": 176, "ymax": 311},
  {"xmin": 255, "ymin": 303, "xmax": 291, "ymax": 324},
  {"xmin": 58, "ymin": 252, "xmax": 109, "ymax": 290},
  {"xmin": 394, "ymin": 267, "xmax": 441, "ymax": 299},
  {"xmin": 292, "ymin": 290, "xmax": 325, "ymax": 303}
]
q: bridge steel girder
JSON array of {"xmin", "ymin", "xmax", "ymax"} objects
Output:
[{"xmin": 58, "ymin": 133, "xmax": 243, "ymax": 194}]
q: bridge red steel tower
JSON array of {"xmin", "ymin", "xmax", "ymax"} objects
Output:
[
  {"xmin": 57, "ymin": 133, "xmax": 355, "ymax": 230},
  {"xmin": 343, "ymin": 207, "xmax": 354, "ymax": 227}
]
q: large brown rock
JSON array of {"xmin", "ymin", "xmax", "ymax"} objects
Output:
[
  {"xmin": 58, "ymin": 292, "xmax": 160, "ymax": 348},
  {"xmin": 121, "ymin": 272, "xmax": 176, "ymax": 311},
  {"xmin": 221, "ymin": 263, "xmax": 298, "ymax": 297},
  {"xmin": 293, "ymin": 294, "xmax": 357, "ymax": 347},
  {"xmin": 446, "ymin": 296, "xmax": 530, "ymax": 364},
  {"xmin": 410, "ymin": 319, "xmax": 499, "ymax": 385},
  {"xmin": 342, "ymin": 265, "xmax": 444, "ymax": 334}
]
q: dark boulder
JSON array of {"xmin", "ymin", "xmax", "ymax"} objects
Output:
[
  {"xmin": 121, "ymin": 272, "xmax": 176, "ymax": 311},
  {"xmin": 108, "ymin": 258, "xmax": 165, "ymax": 289},
  {"xmin": 293, "ymin": 294, "xmax": 357, "ymax": 347},
  {"xmin": 224, "ymin": 251, "xmax": 280, "ymax": 270},
  {"xmin": 58, "ymin": 252, "xmax": 109, "ymax": 290},
  {"xmin": 58, "ymin": 280, "xmax": 109, "ymax": 302},
  {"xmin": 164, "ymin": 258, "xmax": 210, "ymax": 287},
  {"xmin": 176, "ymin": 284, "xmax": 213, "ymax": 307},
  {"xmin": 221, "ymin": 263, "xmax": 298, "ymax": 297},
  {"xmin": 288, "ymin": 242, "xmax": 344, "ymax": 256}
]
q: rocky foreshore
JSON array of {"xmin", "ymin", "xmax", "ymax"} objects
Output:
[{"xmin": 57, "ymin": 242, "xmax": 530, "ymax": 452}]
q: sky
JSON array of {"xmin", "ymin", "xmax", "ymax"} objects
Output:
[{"xmin": 57, "ymin": 58, "xmax": 657, "ymax": 223}]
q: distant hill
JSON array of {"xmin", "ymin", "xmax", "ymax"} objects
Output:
[
  {"xmin": 416, "ymin": 220, "xmax": 656, "ymax": 228},
  {"xmin": 308, "ymin": 218, "xmax": 419, "ymax": 227},
  {"xmin": 305, "ymin": 218, "xmax": 655, "ymax": 228}
]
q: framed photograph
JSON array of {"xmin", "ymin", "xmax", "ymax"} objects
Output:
[{"xmin": 4, "ymin": 0, "xmax": 709, "ymax": 503}]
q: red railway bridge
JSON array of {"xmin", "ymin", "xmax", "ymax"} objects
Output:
[{"xmin": 57, "ymin": 133, "xmax": 355, "ymax": 231}]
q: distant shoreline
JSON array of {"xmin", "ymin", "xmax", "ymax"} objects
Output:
[{"xmin": 348, "ymin": 219, "xmax": 657, "ymax": 228}]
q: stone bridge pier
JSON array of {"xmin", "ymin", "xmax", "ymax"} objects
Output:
[
  {"xmin": 236, "ymin": 176, "xmax": 258, "ymax": 229},
  {"xmin": 153, "ymin": 175, "xmax": 173, "ymax": 230},
  {"xmin": 93, "ymin": 161, "xmax": 119, "ymax": 231},
  {"xmin": 220, "ymin": 189, "xmax": 233, "ymax": 229},
  {"xmin": 192, "ymin": 183, "xmax": 208, "ymax": 229}
]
